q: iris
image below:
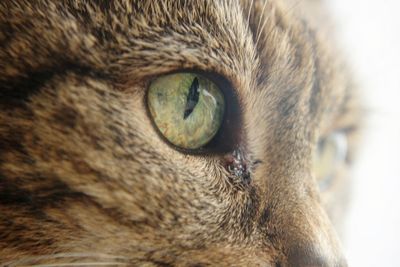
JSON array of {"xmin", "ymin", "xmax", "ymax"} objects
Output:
[{"xmin": 147, "ymin": 73, "xmax": 225, "ymax": 150}]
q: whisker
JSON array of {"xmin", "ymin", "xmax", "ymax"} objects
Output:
[
  {"xmin": 281, "ymin": 0, "xmax": 304, "ymax": 18},
  {"xmin": 21, "ymin": 262, "xmax": 127, "ymax": 267},
  {"xmin": 2, "ymin": 253, "xmax": 128, "ymax": 267},
  {"xmin": 255, "ymin": 0, "xmax": 269, "ymax": 43},
  {"xmin": 246, "ymin": 0, "xmax": 255, "ymax": 28},
  {"xmin": 255, "ymin": 9, "xmax": 270, "ymax": 48},
  {"xmin": 260, "ymin": 0, "xmax": 304, "ymax": 48},
  {"xmin": 255, "ymin": 0, "xmax": 303, "ymax": 48}
]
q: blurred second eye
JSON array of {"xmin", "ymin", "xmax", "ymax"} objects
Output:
[{"xmin": 313, "ymin": 132, "xmax": 348, "ymax": 190}]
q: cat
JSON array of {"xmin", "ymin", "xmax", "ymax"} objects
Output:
[{"xmin": 0, "ymin": 0, "xmax": 361, "ymax": 266}]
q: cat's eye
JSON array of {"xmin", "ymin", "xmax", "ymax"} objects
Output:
[
  {"xmin": 312, "ymin": 132, "xmax": 348, "ymax": 190},
  {"xmin": 147, "ymin": 73, "xmax": 225, "ymax": 150}
]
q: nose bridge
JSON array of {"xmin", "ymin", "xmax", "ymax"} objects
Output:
[
  {"xmin": 244, "ymin": 87, "xmax": 346, "ymax": 266},
  {"xmin": 288, "ymin": 203, "xmax": 346, "ymax": 266},
  {"xmin": 265, "ymin": 194, "xmax": 348, "ymax": 267}
]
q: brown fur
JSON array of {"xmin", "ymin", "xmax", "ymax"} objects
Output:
[{"xmin": 0, "ymin": 0, "xmax": 361, "ymax": 266}]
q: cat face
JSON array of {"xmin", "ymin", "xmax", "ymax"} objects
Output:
[{"xmin": 0, "ymin": 0, "xmax": 360, "ymax": 266}]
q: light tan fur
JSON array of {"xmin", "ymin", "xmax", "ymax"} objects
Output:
[{"xmin": 0, "ymin": 1, "xmax": 361, "ymax": 266}]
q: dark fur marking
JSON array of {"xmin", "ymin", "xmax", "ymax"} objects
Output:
[
  {"xmin": 0, "ymin": 22, "xmax": 13, "ymax": 46},
  {"xmin": 53, "ymin": 106, "xmax": 79, "ymax": 129},
  {"xmin": 0, "ymin": 64, "xmax": 103, "ymax": 114},
  {"xmin": 307, "ymin": 28, "xmax": 322, "ymax": 117},
  {"xmin": 278, "ymin": 89, "xmax": 299, "ymax": 117},
  {"xmin": 0, "ymin": 132, "xmax": 31, "ymax": 162},
  {"xmin": 258, "ymin": 206, "xmax": 271, "ymax": 226},
  {"xmin": 0, "ymin": 71, "xmax": 55, "ymax": 108},
  {"xmin": 0, "ymin": 216, "xmax": 57, "ymax": 246},
  {"xmin": 219, "ymin": 186, "xmax": 260, "ymax": 239},
  {"xmin": 0, "ymin": 174, "xmax": 86, "ymax": 210}
]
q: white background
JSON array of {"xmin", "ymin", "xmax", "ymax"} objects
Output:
[{"xmin": 327, "ymin": 1, "xmax": 400, "ymax": 266}]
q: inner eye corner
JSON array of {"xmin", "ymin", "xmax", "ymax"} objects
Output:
[{"xmin": 146, "ymin": 71, "xmax": 241, "ymax": 155}]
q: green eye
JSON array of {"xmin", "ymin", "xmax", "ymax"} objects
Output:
[
  {"xmin": 147, "ymin": 73, "xmax": 225, "ymax": 150},
  {"xmin": 313, "ymin": 132, "xmax": 348, "ymax": 190}
]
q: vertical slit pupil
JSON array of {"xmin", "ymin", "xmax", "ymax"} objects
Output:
[{"xmin": 183, "ymin": 77, "xmax": 200, "ymax": 119}]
